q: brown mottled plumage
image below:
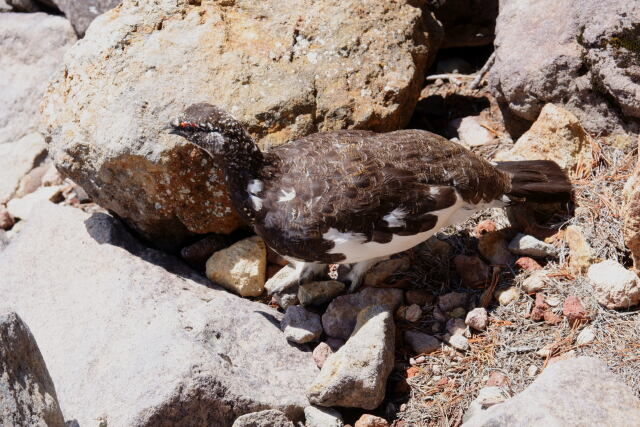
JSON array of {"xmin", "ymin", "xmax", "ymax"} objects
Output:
[
  {"xmin": 254, "ymin": 129, "xmax": 509, "ymax": 263},
  {"xmin": 170, "ymin": 103, "xmax": 571, "ymax": 288}
]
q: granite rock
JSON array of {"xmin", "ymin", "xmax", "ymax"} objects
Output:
[
  {"xmin": 0, "ymin": 203, "xmax": 317, "ymax": 425},
  {"xmin": 308, "ymin": 305, "xmax": 395, "ymax": 409},
  {"xmin": 463, "ymin": 357, "xmax": 640, "ymax": 426},
  {"xmin": 206, "ymin": 236, "xmax": 267, "ymax": 297},
  {"xmin": 489, "ymin": 0, "xmax": 640, "ymax": 137},
  {"xmin": 0, "ymin": 311, "xmax": 65, "ymax": 427}
]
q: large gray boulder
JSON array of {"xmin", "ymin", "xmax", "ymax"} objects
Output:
[
  {"xmin": 45, "ymin": 0, "xmax": 120, "ymax": 37},
  {"xmin": 463, "ymin": 357, "xmax": 640, "ymax": 426},
  {"xmin": 41, "ymin": 0, "xmax": 441, "ymax": 250},
  {"xmin": 0, "ymin": 202, "xmax": 318, "ymax": 426},
  {"xmin": 490, "ymin": 0, "xmax": 640, "ymax": 137},
  {"xmin": 0, "ymin": 311, "xmax": 65, "ymax": 427},
  {"xmin": 0, "ymin": 13, "xmax": 76, "ymax": 146}
]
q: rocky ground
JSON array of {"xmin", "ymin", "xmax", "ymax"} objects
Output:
[{"xmin": 1, "ymin": 0, "xmax": 640, "ymax": 426}]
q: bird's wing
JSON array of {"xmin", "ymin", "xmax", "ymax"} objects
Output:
[{"xmin": 255, "ymin": 129, "xmax": 508, "ymax": 262}]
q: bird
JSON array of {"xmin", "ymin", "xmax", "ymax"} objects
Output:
[{"xmin": 169, "ymin": 103, "xmax": 572, "ymax": 291}]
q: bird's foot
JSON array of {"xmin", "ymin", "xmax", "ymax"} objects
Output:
[
  {"xmin": 328, "ymin": 264, "xmax": 339, "ymax": 280},
  {"xmin": 265, "ymin": 259, "xmax": 325, "ymax": 296},
  {"xmin": 345, "ymin": 257, "xmax": 388, "ymax": 293}
]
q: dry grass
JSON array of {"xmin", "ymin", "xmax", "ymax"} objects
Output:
[{"xmin": 395, "ymin": 137, "xmax": 640, "ymax": 427}]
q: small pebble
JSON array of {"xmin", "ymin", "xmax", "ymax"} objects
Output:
[
  {"xmin": 281, "ymin": 306, "xmax": 322, "ymax": 344},
  {"xmin": 546, "ymin": 296, "xmax": 562, "ymax": 307},
  {"xmin": 404, "ymin": 304, "xmax": 422, "ymax": 322},
  {"xmin": 563, "ymin": 295, "xmax": 589, "ymax": 326},
  {"xmin": 495, "ymin": 287, "xmax": 520, "ymax": 306},
  {"xmin": 465, "ymin": 307, "xmax": 488, "ymax": 331},
  {"xmin": 530, "ymin": 293, "xmax": 549, "ymax": 322},
  {"xmin": 446, "ymin": 318, "xmax": 466, "ymax": 336},
  {"xmin": 298, "ymin": 280, "xmax": 345, "ymax": 306},
  {"xmin": 354, "ymin": 414, "xmax": 389, "ymax": 427},
  {"xmin": 313, "ymin": 342, "xmax": 333, "ymax": 369},
  {"xmin": 508, "ymin": 233, "xmax": 559, "ymax": 257},
  {"xmin": 449, "ymin": 307, "xmax": 467, "ymax": 319},
  {"xmin": 405, "ymin": 289, "xmax": 432, "ymax": 306},
  {"xmin": 474, "ymin": 219, "xmax": 497, "ymax": 236},
  {"xmin": 438, "ymin": 292, "xmax": 468, "ymax": 311},
  {"xmin": 304, "ymin": 406, "xmax": 344, "ymax": 427},
  {"xmin": 486, "ymin": 371, "xmax": 509, "ymax": 387},
  {"xmin": 405, "ymin": 330, "xmax": 441, "ymax": 354},
  {"xmin": 478, "ymin": 232, "xmax": 512, "ymax": 265},
  {"xmin": 536, "ymin": 344, "xmax": 554, "ymax": 358},
  {"xmin": 522, "ymin": 270, "xmax": 548, "ymax": 293},
  {"xmin": 588, "ymin": 259, "xmax": 640, "ymax": 309},
  {"xmin": 576, "ymin": 326, "xmax": 596, "ymax": 346},
  {"xmin": 448, "ymin": 334, "xmax": 469, "ymax": 351},
  {"xmin": 515, "ymin": 256, "xmax": 542, "ymax": 271}
]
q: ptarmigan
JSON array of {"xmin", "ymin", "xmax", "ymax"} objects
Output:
[{"xmin": 170, "ymin": 103, "xmax": 571, "ymax": 290}]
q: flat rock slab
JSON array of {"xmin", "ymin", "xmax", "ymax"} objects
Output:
[
  {"xmin": 41, "ymin": 0, "xmax": 439, "ymax": 250},
  {"xmin": 0, "ymin": 13, "xmax": 76, "ymax": 145},
  {"xmin": 462, "ymin": 357, "xmax": 640, "ymax": 426},
  {"xmin": 0, "ymin": 311, "xmax": 65, "ymax": 427},
  {"xmin": 0, "ymin": 203, "xmax": 317, "ymax": 426}
]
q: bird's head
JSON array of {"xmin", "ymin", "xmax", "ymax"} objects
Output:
[{"xmin": 169, "ymin": 103, "xmax": 250, "ymax": 160}]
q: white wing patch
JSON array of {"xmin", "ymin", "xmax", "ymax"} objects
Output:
[
  {"xmin": 383, "ymin": 208, "xmax": 407, "ymax": 228},
  {"xmin": 278, "ymin": 188, "xmax": 296, "ymax": 202},
  {"xmin": 247, "ymin": 179, "xmax": 264, "ymax": 210},
  {"xmin": 323, "ymin": 192, "xmax": 481, "ymax": 263},
  {"xmin": 247, "ymin": 179, "xmax": 263, "ymax": 195},
  {"xmin": 250, "ymin": 195, "xmax": 263, "ymax": 210}
]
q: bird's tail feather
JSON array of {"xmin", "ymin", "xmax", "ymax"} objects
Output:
[{"xmin": 495, "ymin": 160, "xmax": 572, "ymax": 203}]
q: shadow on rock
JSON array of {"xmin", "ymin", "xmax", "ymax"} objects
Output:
[{"xmin": 84, "ymin": 212, "xmax": 219, "ymax": 290}]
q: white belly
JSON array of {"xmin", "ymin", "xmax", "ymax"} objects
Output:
[{"xmin": 322, "ymin": 193, "xmax": 494, "ymax": 264}]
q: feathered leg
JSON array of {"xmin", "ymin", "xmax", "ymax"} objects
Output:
[{"xmin": 345, "ymin": 256, "xmax": 388, "ymax": 292}]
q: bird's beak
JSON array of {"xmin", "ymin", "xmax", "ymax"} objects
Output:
[{"xmin": 164, "ymin": 123, "xmax": 179, "ymax": 135}]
